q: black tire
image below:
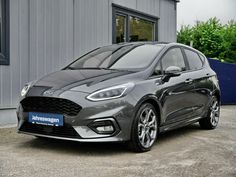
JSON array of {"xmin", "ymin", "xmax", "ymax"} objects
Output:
[
  {"xmin": 199, "ymin": 96, "xmax": 220, "ymax": 129},
  {"xmin": 128, "ymin": 103, "xmax": 158, "ymax": 152}
]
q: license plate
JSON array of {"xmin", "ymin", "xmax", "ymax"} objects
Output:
[{"xmin": 28, "ymin": 112, "xmax": 64, "ymax": 126}]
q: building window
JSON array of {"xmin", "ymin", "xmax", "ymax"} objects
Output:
[
  {"xmin": 113, "ymin": 4, "xmax": 158, "ymax": 44},
  {"xmin": 0, "ymin": 0, "xmax": 9, "ymax": 65},
  {"xmin": 116, "ymin": 15, "xmax": 126, "ymax": 43}
]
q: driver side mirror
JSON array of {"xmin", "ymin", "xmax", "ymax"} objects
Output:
[{"xmin": 162, "ymin": 66, "xmax": 182, "ymax": 82}]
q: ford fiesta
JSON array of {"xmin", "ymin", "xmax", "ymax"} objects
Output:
[{"xmin": 17, "ymin": 42, "xmax": 220, "ymax": 152}]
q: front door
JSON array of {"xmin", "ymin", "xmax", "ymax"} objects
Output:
[{"xmin": 158, "ymin": 48, "xmax": 195, "ymax": 124}]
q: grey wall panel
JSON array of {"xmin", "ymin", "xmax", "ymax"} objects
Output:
[
  {"xmin": 0, "ymin": 0, "xmax": 29, "ymax": 108},
  {"xmin": 11, "ymin": 0, "xmax": 30, "ymax": 108},
  {"xmin": 73, "ymin": 0, "xmax": 110, "ymax": 59},
  {"xmin": 159, "ymin": 0, "xmax": 176, "ymax": 42},
  {"xmin": 137, "ymin": 0, "xmax": 160, "ymax": 17},
  {"xmin": 29, "ymin": 0, "xmax": 74, "ymax": 81},
  {"xmin": 111, "ymin": 0, "xmax": 160, "ymax": 17},
  {"xmin": 0, "ymin": 0, "xmax": 74, "ymax": 108},
  {"xmin": 111, "ymin": 0, "xmax": 137, "ymax": 9},
  {"xmin": 0, "ymin": 0, "xmax": 176, "ymax": 109}
]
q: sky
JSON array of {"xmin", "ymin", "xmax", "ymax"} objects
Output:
[{"xmin": 177, "ymin": 0, "xmax": 236, "ymax": 31}]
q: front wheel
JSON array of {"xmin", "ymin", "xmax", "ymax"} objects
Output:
[
  {"xmin": 199, "ymin": 96, "xmax": 220, "ymax": 129},
  {"xmin": 128, "ymin": 103, "xmax": 158, "ymax": 152}
]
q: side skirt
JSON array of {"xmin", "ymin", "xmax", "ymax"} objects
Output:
[{"xmin": 159, "ymin": 116, "xmax": 203, "ymax": 133}]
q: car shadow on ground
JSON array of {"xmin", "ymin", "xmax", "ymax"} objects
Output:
[{"xmin": 18, "ymin": 123, "xmax": 202, "ymax": 155}]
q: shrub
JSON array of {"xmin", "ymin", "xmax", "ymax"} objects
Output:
[{"xmin": 177, "ymin": 18, "xmax": 236, "ymax": 63}]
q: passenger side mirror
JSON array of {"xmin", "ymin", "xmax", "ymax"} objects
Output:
[{"xmin": 162, "ymin": 66, "xmax": 181, "ymax": 82}]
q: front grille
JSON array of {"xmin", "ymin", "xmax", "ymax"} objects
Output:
[
  {"xmin": 21, "ymin": 97, "xmax": 81, "ymax": 116},
  {"xmin": 20, "ymin": 122, "xmax": 80, "ymax": 138}
]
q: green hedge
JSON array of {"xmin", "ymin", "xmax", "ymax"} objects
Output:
[{"xmin": 177, "ymin": 18, "xmax": 236, "ymax": 63}]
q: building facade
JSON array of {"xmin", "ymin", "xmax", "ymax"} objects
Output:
[{"xmin": 0, "ymin": 0, "xmax": 178, "ymax": 124}]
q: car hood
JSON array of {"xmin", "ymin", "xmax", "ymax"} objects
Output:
[{"xmin": 31, "ymin": 69, "xmax": 137, "ymax": 94}]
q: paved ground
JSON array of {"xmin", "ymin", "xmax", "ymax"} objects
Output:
[{"xmin": 0, "ymin": 106, "xmax": 235, "ymax": 177}]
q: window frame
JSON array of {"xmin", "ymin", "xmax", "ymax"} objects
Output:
[
  {"xmin": 112, "ymin": 3, "xmax": 159, "ymax": 44},
  {"xmin": 0, "ymin": 0, "xmax": 9, "ymax": 65}
]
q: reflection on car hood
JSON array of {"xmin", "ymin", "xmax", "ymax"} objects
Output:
[{"xmin": 33, "ymin": 69, "xmax": 134, "ymax": 92}]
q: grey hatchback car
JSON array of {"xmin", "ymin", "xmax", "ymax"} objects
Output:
[{"xmin": 17, "ymin": 42, "xmax": 220, "ymax": 152}]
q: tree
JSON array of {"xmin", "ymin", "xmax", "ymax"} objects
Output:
[{"xmin": 177, "ymin": 18, "xmax": 236, "ymax": 63}]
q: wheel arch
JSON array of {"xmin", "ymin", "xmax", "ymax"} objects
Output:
[{"xmin": 134, "ymin": 94, "xmax": 162, "ymax": 126}]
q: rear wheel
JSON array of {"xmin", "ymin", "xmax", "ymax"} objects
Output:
[
  {"xmin": 129, "ymin": 103, "xmax": 158, "ymax": 152},
  {"xmin": 199, "ymin": 96, "xmax": 220, "ymax": 129}
]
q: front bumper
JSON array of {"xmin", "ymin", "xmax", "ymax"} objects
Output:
[{"xmin": 17, "ymin": 90, "xmax": 137, "ymax": 142}]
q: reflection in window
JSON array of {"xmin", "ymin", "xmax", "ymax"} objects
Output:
[
  {"xmin": 113, "ymin": 5, "xmax": 158, "ymax": 44},
  {"xmin": 129, "ymin": 16, "xmax": 155, "ymax": 42},
  {"xmin": 184, "ymin": 49, "xmax": 203, "ymax": 70},
  {"xmin": 162, "ymin": 48, "xmax": 186, "ymax": 71},
  {"xmin": 69, "ymin": 45, "xmax": 164, "ymax": 70},
  {"xmin": 116, "ymin": 15, "xmax": 126, "ymax": 43},
  {"xmin": 111, "ymin": 45, "xmax": 162, "ymax": 69}
]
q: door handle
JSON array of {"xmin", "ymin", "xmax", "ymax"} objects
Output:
[{"xmin": 185, "ymin": 78, "xmax": 193, "ymax": 84}]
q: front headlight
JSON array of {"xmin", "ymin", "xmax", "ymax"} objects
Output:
[
  {"xmin": 21, "ymin": 82, "xmax": 34, "ymax": 97},
  {"xmin": 86, "ymin": 82, "xmax": 135, "ymax": 101}
]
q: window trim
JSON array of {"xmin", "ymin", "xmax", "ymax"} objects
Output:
[
  {"xmin": 112, "ymin": 3, "xmax": 159, "ymax": 44},
  {"xmin": 0, "ymin": 0, "xmax": 10, "ymax": 65}
]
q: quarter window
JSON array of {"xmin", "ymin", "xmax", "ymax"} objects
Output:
[
  {"xmin": 161, "ymin": 48, "xmax": 186, "ymax": 71},
  {"xmin": 154, "ymin": 62, "xmax": 162, "ymax": 76},
  {"xmin": 184, "ymin": 49, "xmax": 203, "ymax": 70},
  {"xmin": 113, "ymin": 4, "xmax": 158, "ymax": 43}
]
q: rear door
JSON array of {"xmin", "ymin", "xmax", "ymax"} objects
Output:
[
  {"xmin": 182, "ymin": 48, "xmax": 212, "ymax": 117},
  {"xmin": 157, "ymin": 47, "xmax": 196, "ymax": 124}
]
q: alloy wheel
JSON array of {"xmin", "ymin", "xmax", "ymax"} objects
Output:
[
  {"xmin": 210, "ymin": 99, "xmax": 220, "ymax": 127},
  {"xmin": 138, "ymin": 108, "xmax": 157, "ymax": 149}
]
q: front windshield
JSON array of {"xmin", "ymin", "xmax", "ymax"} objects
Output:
[{"xmin": 68, "ymin": 44, "xmax": 164, "ymax": 71}]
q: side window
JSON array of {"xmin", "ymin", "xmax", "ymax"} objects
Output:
[
  {"xmin": 161, "ymin": 48, "xmax": 186, "ymax": 72},
  {"xmin": 153, "ymin": 62, "xmax": 162, "ymax": 76},
  {"xmin": 184, "ymin": 49, "xmax": 203, "ymax": 70}
]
